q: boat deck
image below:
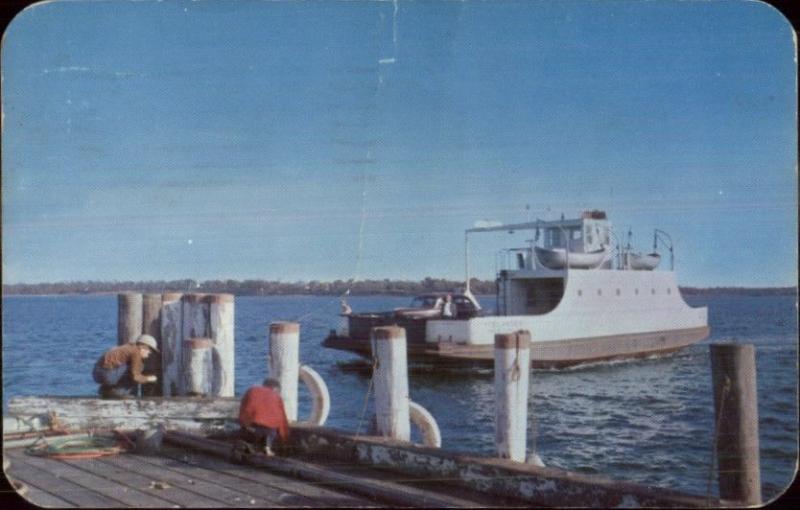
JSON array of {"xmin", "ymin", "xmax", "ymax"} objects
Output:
[{"xmin": 4, "ymin": 443, "xmax": 527, "ymax": 508}]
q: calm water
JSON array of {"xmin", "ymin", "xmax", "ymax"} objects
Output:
[{"xmin": 2, "ymin": 293, "xmax": 797, "ymax": 501}]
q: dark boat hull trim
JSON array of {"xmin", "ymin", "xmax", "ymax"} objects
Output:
[{"xmin": 323, "ymin": 326, "xmax": 710, "ymax": 369}]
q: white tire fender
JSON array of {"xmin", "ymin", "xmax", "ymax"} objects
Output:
[
  {"xmin": 409, "ymin": 401, "xmax": 441, "ymax": 448},
  {"xmin": 298, "ymin": 365, "xmax": 330, "ymax": 426}
]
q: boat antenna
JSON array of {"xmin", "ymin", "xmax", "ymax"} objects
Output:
[{"xmin": 464, "ymin": 230, "xmax": 470, "ymax": 293}]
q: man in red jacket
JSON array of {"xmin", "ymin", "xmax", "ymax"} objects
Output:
[{"xmin": 238, "ymin": 378, "xmax": 290, "ymax": 456}]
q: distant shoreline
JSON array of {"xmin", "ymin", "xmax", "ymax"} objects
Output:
[{"xmin": 2, "ymin": 279, "xmax": 796, "ymax": 298}]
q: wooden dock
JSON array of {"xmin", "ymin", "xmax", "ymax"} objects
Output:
[{"xmin": 4, "ymin": 439, "xmax": 528, "ymax": 508}]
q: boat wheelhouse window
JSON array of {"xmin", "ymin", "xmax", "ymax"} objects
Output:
[
  {"xmin": 410, "ymin": 296, "xmax": 438, "ymax": 308},
  {"xmin": 546, "ymin": 229, "xmax": 562, "ymax": 248},
  {"xmin": 585, "ymin": 226, "xmax": 593, "ymax": 245},
  {"xmin": 453, "ymin": 296, "xmax": 477, "ymax": 314},
  {"xmin": 571, "ymin": 229, "xmax": 581, "ymax": 241}
]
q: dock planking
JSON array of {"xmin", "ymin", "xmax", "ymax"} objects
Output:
[
  {"xmin": 154, "ymin": 446, "xmax": 382, "ymax": 507},
  {"xmin": 5, "ymin": 449, "xmax": 130, "ymax": 507},
  {"xmin": 4, "ymin": 445, "xmax": 393, "ymax": 508}
]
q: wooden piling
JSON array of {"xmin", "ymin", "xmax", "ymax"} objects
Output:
[
  {"xmin": 710, "ymin": 343, "xmax": 761, "ymax": 505},
  {"xmin": 141, "ymin": 294, "xmax": 162, "ymax": 339},
  {"xmin": 494, "ymin": 330, "xmax": 531, "ymax": 462},
  {"xmin": 269, "ymin": 322, "xmax": 300, "ymax": 421},
  {"xmin": 182, "ymin": 293, "xmax": 208, "ymax": 339},
  {"xmin": 207, "ymin": 294, "xmax": 235, "ymax": 397},
  {"xmin": 141, "ymin": 294, "xmax": 163, "ymax": 397},
  {"xmin": 371, "ymin": 326, "xmax": 410, "ymax": 442},
  {"xmin": 180, "ymin": 294, "xmax": 208, "ymax": 395},
  {"xmin": 160, "ymin": 292, "xmax": 183, "ymax": 396},
  {"xmin": 117, "ymin": 293, "xmax": 142, "ymax": 345},
  {"xmin": 184, "ymin": 338, "xmax": 214, "ymax": 396}
]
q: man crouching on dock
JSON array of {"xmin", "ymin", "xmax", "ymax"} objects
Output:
[
  {"xmin": 238, "ymin": 378, "xmax": 290, "ymax": 456},
  {"xmin": 92, "ymin": 334, "xmax": 159, "ymax": 399}
]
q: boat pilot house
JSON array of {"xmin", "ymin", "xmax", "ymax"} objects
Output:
[{"xmin": 324, "ymin": 210, "xmax": 708, "ymax": 368}]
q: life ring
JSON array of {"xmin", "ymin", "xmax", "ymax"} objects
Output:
[
  {"xmin": 298, "ymin": 365, "xmax": 330, "ymax": 426},
  {"xmin": 409, "ymin": 401, "xmax": 441, "ymax": 448}
]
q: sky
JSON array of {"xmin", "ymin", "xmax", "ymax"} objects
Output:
[{"xmin": 1, "ymin": 0, "xmax": 797, "ymax": 287}]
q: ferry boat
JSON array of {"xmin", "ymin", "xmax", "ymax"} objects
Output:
[{"xmin": 323, "ymin": 210, "xmax": 710, "ymax": 368}]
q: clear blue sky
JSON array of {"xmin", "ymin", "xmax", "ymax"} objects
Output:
[{"xmin": 2, "ymin": 0, "xmax": 796, "ymax": 287}]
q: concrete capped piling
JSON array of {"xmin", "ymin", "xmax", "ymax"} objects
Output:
[
  {"xmin": 269, "ymin": 322, "xmax": 300, "ymax": 421},
  {"xmin": 160, "ymin": 292, "xmax": 184, "ymax": 396},
  {"xmin": 117, "ymin": 293, "xmax": 143, "ymax": 345},
  {"xmin": 710, "ymin": 343, "xmax": 761, "ymax": 505},
  {"xmin": 184, "ymin": 338, "xmax": 214, "ymax": 396},
  {"xmin": 207, "ymin": 294, "xmax": 235, "ymax": 397},
  {"xmin": 494, "ymin": 330, "xmax": 532, "ymax": 462},
  {"xmin": 371, "ymin": 326, "xmax": 411, "ymax": 442}
]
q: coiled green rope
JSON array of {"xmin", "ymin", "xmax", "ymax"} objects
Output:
[{"xmin": 26, "ymin": 435, "xmax": 126, "ymax": 459}]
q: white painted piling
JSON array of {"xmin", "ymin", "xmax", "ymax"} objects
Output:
[
  {"xmin": 160, "ymin": 292, "xmax": 183, "ymax": 396},
  {"xmin": 184, "ymin": 338, "xmax": 214, "ymax": 396},
  {"xmin": 494, "ymin": 330, "xmax": 531, "ymax": 462},
  {"xmin": 207, "ymin": 294, "xmax": 235, "ymax": 397},
  {"xmin": 117, "ymin": 293, "xmax": 142, "ymax": 345},
  {"xmin": 371, "ymin": 326, "xmax": 410, "ymax": 442},
  {"xmin": 710, "ymin": 343, "xmax": 761, "ymax": 505},
  {"xmin": 268, "ymin": 322, "xmax": 300, "ymax": 421}
]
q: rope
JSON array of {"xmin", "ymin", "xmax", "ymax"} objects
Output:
[
  {"xmin": 26, "ymin": 435, "xmax": 128, "ymax": 460},
  {"xmin": 706, "ymin": 375, "xmax": 731, "ymax": 504},
  {"xmin": 355, "ymin": 339, "xmax": 379, "ymax": 438}
]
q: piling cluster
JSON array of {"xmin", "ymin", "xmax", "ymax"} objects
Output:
[{"xmin": 117, "ymin": 292, "xmax": 234, "ymax": 397}]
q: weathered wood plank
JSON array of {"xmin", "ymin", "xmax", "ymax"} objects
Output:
[
  {"xmin": 327, "ymin": 462, "xmax": 529, "ymax": 508},
  {"xmin": 292, "ymin": 425, "xmax": 720, "ymax": 508},
  {"xmin": 16, "ymin": 483, "xmax": 76, "ymax": 508},
  {"xmin": 4, "ymin": 453, "xmax": 76, "ymax": 508},
  {"xmin": 4, "ymin": 449, "xmax": 127, "ymax": 507},
  {"xmin": 6, "ymin": 448, "xmax": 174, "ymax": 508},
  {"xmin": 96, "ymin": 454, "xmax": 241, "ymax": 507},
  {"xmin": 165, "ymin": 431, "xmax": 481, "ymax": 507},
  {"xmin": 7, "ymin": 396, "xmax": 239, "ymax": 432},
  {"xmin": 154, "ymin": 446, "xmax": 383, "ymax": 508},
  {"xmin": 72, "ymin": 455, "xmax": 224, "ymax": 508},
  {"xmin": 116, "ymin": 452, "xmax": 285, "ymax": 507}
]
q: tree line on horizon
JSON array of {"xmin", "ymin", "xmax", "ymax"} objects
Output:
[
  {"xmin": 1, "ymin": 277, "xmax": 496, "ymax": 296},
  {"xmin": 2, "ymin": 278, "xmax": 796, "ymax": 297}
]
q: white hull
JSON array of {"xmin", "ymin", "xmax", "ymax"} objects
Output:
[{"xmin": 427, "ymin": 270, "xmax": 707, "ymax": 348}]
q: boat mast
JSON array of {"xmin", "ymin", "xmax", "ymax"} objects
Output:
[{"xmin": 464, "ymin": 231, "xmax": 470, "ymax": 293}]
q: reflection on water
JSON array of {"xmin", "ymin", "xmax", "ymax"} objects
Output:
[{"xmin": 2, "ymin": 293, "xmax": 797, "ymax": 500}]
